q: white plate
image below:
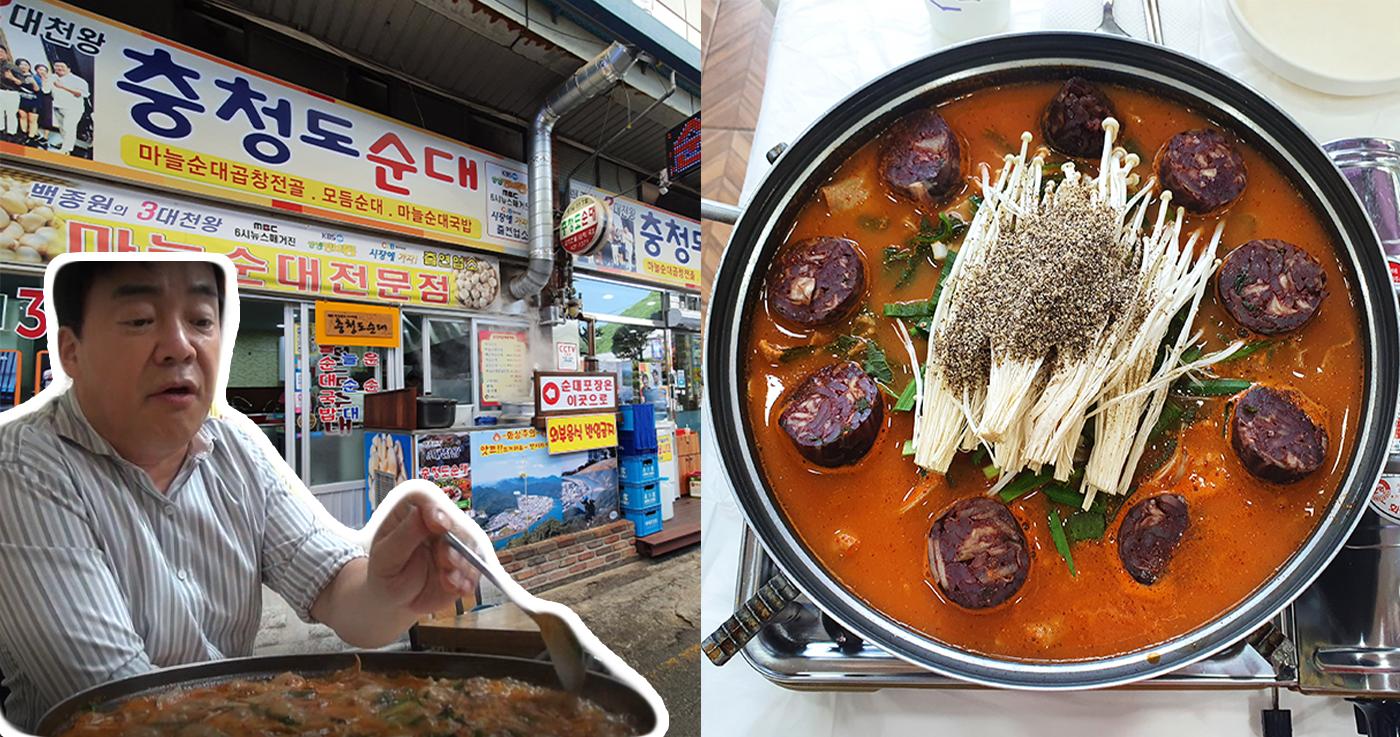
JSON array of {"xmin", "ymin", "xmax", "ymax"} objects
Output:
[{"xmin": 1227, "ymin": 0, "xmax": 1400, "ymax": 97}]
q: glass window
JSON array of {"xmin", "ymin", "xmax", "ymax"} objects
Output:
[
  {"xmin": 576, "ymin": 276, "xmax": 665, "ymax": 322},
  {"xmin": 672, "ymin": 331, "xmax": 702, "ymax": 430},
  {"xmin": 226, "ymin": 299, "xmax": 288, "ymax": 454},
  {"xmin": 426, "ymin": 318, "xmax": 473, "ymax": 404},
  {"xmin": 593, "ymin": 322, "xmax": 670, "ymax": 421},
  {"xmin": 401, "ymin": 313, "xmax": 475, "ymax": 405}
]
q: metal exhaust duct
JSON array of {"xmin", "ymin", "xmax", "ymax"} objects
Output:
[{"xmin": 509, "ymin": 42, "xmax": 638, "ymax": 300}]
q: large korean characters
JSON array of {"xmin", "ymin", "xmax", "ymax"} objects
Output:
[
  {"xmin": 452, "ymin": 256, "xmax": 500, "ymax": 310},
  {"xmin": 0, "ymin": 174, "xmax": 66, "ymax": 264}
]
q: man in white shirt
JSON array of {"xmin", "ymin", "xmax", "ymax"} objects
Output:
[
  {"xmin": 48, "ymin": 61, "xmax": 88, "ymax": 155},
  {"xmin": 0, "ymin": 259, "xmax": 479, "ymax": 730}
]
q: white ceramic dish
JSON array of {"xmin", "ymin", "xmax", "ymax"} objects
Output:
[{"xmin": 1227, "ymin": 0, "xmax": 1400, "ymax": 97}]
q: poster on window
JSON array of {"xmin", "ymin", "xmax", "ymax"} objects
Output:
[
  {"xmin": 567, "ymin": 180, "xmax": 700, "ymax": 291},
  {"xmin": 0, "ymin": 1, "xmax": 529, "ymax": 255}
]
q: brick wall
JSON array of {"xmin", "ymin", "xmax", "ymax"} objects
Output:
[{"xmin": 497, "ymin": 519, "xmax": 638, "ymax": 592}]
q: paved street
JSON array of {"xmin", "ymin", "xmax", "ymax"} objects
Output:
[{"xmin": 546, "ymin": 549, "xmax": 702, "ymax": 737}]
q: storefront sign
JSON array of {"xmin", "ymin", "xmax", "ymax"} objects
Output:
[
  {"xmin": 556, "ymin": 341, "xmax": 579, "ymax": 371},
  {"xmin": 417, "ymin": 433, "xmax": 472, "ymax": 510},
  {"xmin": 568, "ymin": 180, "xmax": 700, "ymax": 290},
  {"xmin": 1375, "ymin": 476, "xmax": 1400, "ymax": 524},
  {"xmin": 0, "ymin": 164, "xmax": 503, "ymax": 317},
  {"xmin": 0, "ymin": 1, "xmax": 529, "ymax": 254},
  {"xmin": 469, "ymin": 426, "xmax": 619, "ymax": 550},
  {"xmin": 477, "ymin": 325, "xmax": 530, "ymax": 408},
  {"xmin": 559, "ymin": 195, "xmax": 607, "ymax": 256},
  {"xmin": 666, "ymin": 113, "xmax": 701, "ymax": 179},
  {"xmin": 545, "ymin": 413, "xmax": 618, "ymax": 455},
  {"xmin": 535, "ymin": 372, "xmax": 618, "ymax": 417},
  {"xmin": 314, "ymin": 300, "xmax": 401, "ymax": 348},
  {"xmin": 315, "ymin": 345, "xmax": 360, "ymax": 434}
]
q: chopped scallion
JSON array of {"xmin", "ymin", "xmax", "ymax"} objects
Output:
[
  {"xmin": 901, "ymin": 439, "xmax": 915, "ymax": 457},
  {"xmin": 982, "ymin": 464, "xmax": 1000, "ymax": 479},
  {"xmin": 1048, "ymin": 509, "xmax": 1077, "ymax": 577},
  {"xmin": 1176, "ymin": 377, "xmax": 1252, "ymax": 397},
  {"xmin": 1042, "ymin": 485, "xmax": 1085, "ymax": 508},
  {"xmin": 893, "ymin": 380, "xmax": 918, "ymax": 412},
  {"xmin": 997, "ymin": 470, "xmax": 1055, "ymax": 503},
  {"xmin": 1220, "ymin": 339, "xmax": 1273, "ymax": 362},
  {"xmin": 883, "ymin": 301, "xmax": 936, "ymax": 318}
]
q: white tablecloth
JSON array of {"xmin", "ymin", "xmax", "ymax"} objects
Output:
[{"xmin": 701, "ymin": 0, "xmax": 1400, "ymax": 733}]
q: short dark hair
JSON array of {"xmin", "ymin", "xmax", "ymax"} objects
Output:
[{"xmin": 54, "ymin": 261, "xmax": 226, "ymax": 337}]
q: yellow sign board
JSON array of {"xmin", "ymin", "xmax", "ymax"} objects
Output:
[
  {"xmin": 314, "ymin": 300, "xmax": 402, "ymax": 347},
  {"xmin": 545, "ymin": 413, "xmax": 618, "ymax": 455}
]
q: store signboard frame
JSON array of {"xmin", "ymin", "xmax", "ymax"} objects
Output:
[
  {"xmin": 0, "ymin": 1, "xmax": 530, "ymax": 255},
  {"xmin": 314, "ymin": 300, "xmax": 402, "ymax": 348},
  {"xmin": 533, "ymin": 371, "xmax": 619, "ymax": 421}
]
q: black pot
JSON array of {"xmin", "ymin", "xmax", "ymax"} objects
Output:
[
  {"xmin": 416, "ymin": 396, "xmax": 456, "ymax": 429},
  {"xmin": 36, "ymin": 652, "xmax": 658, "ymax": 736}
]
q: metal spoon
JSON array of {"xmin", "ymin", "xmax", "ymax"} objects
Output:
[
  {"xmin": 1096, "ymin": 0, "xmax": 1129, "ymax": 37},
  {"xmin": 1143, "ymin": 0, "xmax": 1164, "ymax": 44},
  {"xmin": 442, "ymin": 530, "xmax": 589, "ymax": 692}
]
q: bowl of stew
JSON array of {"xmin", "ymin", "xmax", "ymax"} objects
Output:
[{"xmin": 706, "ymin": 32, "xmax": 1399, "ymax": 688}]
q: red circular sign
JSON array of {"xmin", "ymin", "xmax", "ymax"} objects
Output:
[
  {"xmin": 542, "ymin": 382, "xmax": 560, "ymax": 406},
  {"xmin": 560, "ymin": 196, "xmax": 608, "ymax": 256}
]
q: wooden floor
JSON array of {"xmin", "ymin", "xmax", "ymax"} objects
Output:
[
  {"xmin": 700, "ymin": 0, "xmax": 776, "ymax": 310},
  {"xmin": 636, "ymin": 495, "xmax": 701, "ymax": 557}
]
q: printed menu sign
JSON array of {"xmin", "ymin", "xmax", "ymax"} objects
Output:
[
  {"xmin": 0, "ymin": 1, "xmax": 529, "ymax": 254},
  {"xmin": 476, "ymin": 325, "xmax": 530, "ymax": 408}
]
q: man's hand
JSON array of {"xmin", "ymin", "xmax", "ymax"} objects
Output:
[
  {"xmin": 310, "ymin": 488, "xmax": 480, "ymax": 648},
  {"xmin": 365, "ymin": 490, "xmax": 478, "ymax": 615}
]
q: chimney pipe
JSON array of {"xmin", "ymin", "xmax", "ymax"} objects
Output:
[{"xmin": 509, "ymin": 42, "xmax": 638, "ymax": 300}]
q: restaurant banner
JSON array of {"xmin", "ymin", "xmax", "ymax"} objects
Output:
[
  {"xmin": 0, "ymin": 164, "xmax": 505, "ymax": 320},
  {"xmin": 567, "ymin": 180, "xmax": 700, "ymax": 291},
  {"xmin": 0, "ymin": 1, "xmax": 530, "ymax": 253}
]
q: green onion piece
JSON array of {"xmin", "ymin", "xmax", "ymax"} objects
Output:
[
  {"xmin": 1180, "ymin": 345, "xmax": 1203, "ymax": 364},
  {"xmin": 1149, "ymin": 398, "xmax": 1186, "ymax": 441},
  {"xmin": 883, "ymin": 245, "xmax": 911, "ymax": 266},
  {"xmin": 778, "ymin": 345, "xmax": 816, "ymax": 363},
  {"xmin": 1065, "ymin": 510, "xmax": 1107, "ymax": 542},
  {"xmin": 901, "ymin": 439, "xmax": 915, "ymax": 457},
  {"xmin": 1042, "ymin": 485, "xmax": 1085, "ymax": 508},
  {"xmin": 893, "ymin": 380, "xmax": 918, "ymax": 412},
  {"xmin": 883, "ymin": 301, "xmax": 936, "ymax": 318},
  {"xmin": 1220, "ymin": 339, "xmax": 1273, "ymax": 362},
  {"xmin": 863, "ymin": 341, "xmax": 894, "ymax": 384},
  {"xmin": 968, "ymin": 194, "xmax": 983, "ymax": 215},
  {"xmin": 1048, "ymin": 509, "xmax": 1077, "ymax": 577},
  {"xmin": 931, "ymin": 248, "xmax": 959, "ymax": 307},
  {"xmin": 982, "ymin": 464, "xmax": 1000, "ymax": 479},
  {"xmin": 998, "ymin": 470, "xmax": 1055, "ymax": 503},
  {"xmin": 1177, "ymin": 377, "xmax": 1252, "ymax": 397}
]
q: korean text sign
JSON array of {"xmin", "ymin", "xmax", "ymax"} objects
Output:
[
  {"xmin": 535, "ymin": 372, "xmax": 618, "ymax": 416},
  {"xmin": 2, "ymin": 1, "xmax": 530, "ymax": 253},
  {"xmin": 568, "ymin": 180, "xmax": 700, "ymax": 290},
  {"xmin": 0, "ymin": 163, "xmax": 503, "ymax": 322}
]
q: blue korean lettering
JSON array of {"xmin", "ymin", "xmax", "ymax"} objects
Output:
[
  {"xmin": 340, "ymin": 378, "xmax": 361, "ymax": 394},
  {"xmin": 116, "ymin": 48, "xmax": 204, "ymax": 139},
  {"xmin": 27, "ymin": 183, "xmax": 57, "ymax": 205},
  {"xmin": 639, "ymin": 210, "xmax": 663, "ymax": 258},
  {"xmin": 214, "ymin": 76, "xmax": 293, "ymax": 164},
  {"xmin": 665, "ymin": 218, "xmax": 690, "ymax": 264},
  {"xmin": 340, "ymin": 353, "xmax": 359, "ymax": 368},
  {"xmin": 301, "ymin": 109, "xmax": 358, "ymax": 157}
]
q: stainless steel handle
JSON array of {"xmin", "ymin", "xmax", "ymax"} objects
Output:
[
  {"xmin": 1315, "ymin": 646, "xmax": 1400, "ymax": 674},
  {"xmin": 702, "ymin": 571, "xmax": 801, "ymax": 666},
  {"xmin": 702, "ymin": 198, "xmax": 742, "ymax": 225}
]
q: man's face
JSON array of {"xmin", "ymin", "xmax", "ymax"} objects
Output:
[
  {"xmin": 58, "ymin": 263, "xmax": 222, "ymax": 460},
  {"xmin": 53, "ymin": 62, "xmax": 67, "ymax": 76}
]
